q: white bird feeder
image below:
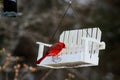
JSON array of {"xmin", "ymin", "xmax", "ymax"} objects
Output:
[{"xmin": 36, "ymin": 28, "xmax": 105, "ymax": 69}]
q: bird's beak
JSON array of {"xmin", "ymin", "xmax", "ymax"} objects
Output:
[{"xmin": 64, "ymin": 46, "xmax": 66, "ymax": 48}]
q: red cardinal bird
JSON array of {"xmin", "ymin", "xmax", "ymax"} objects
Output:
[{"xmin": 35, "ymin": 42, "xmax": 66, "ymax": 64}]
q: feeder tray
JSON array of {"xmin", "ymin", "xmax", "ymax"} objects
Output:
[{"xmin": 36, "ymin": 28, "xmax": 106, "ymax": 69}]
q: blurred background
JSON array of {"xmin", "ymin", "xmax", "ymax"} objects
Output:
[{"xmin": 0, "ymin": 0, "xmax": 120, "ymax": 80}]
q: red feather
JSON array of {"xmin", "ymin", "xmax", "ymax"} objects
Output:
[
  {"xmin": 35, "ymin": 42, "xmax": 66, "ymax": 64},
  {"xmin": 35, "ymin": 52, "xmax": 49, "ymax": 64}
]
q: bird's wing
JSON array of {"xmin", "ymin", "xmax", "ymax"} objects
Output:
[{"xmin": 48, "ymin": 43, "xmax": 62, "ymax": 56}]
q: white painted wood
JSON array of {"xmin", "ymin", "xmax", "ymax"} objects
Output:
[
  {"xmin": 36, "ymin": 42, "xmax": 52, "ymax": 47},
  {"xmin": 59, "ymin": 31, "xmax": 65, "ymax": 42},
  {"xmin": 97, "ymin": 28, "xmax": 102, "ymax": 41},
  {"xmin": 36, "ymin": 27, "xmax": 106, "ymax": 68},
  {"xmin": 99, "ymin": 42, "xmax": 106, "ymax": 50},
  {"xmin": 37, "ymin": 44, "xmax": 44, "ymax": 60},
  {"xmin": 77, "ymin": 30, "xmax": 82, "ymax": 45},
  {"xmin": 87, "ymin": 28, "xmax": 92, "ymax": 57},
  {"xmin": 36, "ymin": 42, "xmax": 52, "ymax": 61},
  {"xmin": 77, "ymin": 30, "xmax": 83, "ymax": 61},
  {"xmin": 63, "ymin": 31, "xmax": 70, "ymax": 55},
  {"xmin": 70, "ymin": 30, "xmax": 78, "ymax": 54},
  {"xmin": 94, "ymin": 28, "xmax": 101, "ymax": 54}
]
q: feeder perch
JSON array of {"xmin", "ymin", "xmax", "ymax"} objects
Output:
[{"xmin": 36, "ymin": 28, "xmax": 106, "ymax": 69}]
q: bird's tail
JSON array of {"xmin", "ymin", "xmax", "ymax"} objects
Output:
[{"xmin": 35, "ymin": 53, "xmax": 49, "ymax": 64}]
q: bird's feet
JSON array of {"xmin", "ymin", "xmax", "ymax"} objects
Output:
[{"xmin": 52, "ymin": 56, "xmax": 61, "ymax": 63}]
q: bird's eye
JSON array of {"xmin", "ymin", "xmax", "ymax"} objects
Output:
[{"xmin": 63, "ymin": 44, "xmax": 66, "ymax": 48}]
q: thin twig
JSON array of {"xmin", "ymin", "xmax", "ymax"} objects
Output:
[
  {"xmin": 41, "ymin": 69, "xmax": 53, "ymax": 80},
  {"xmin": 66, "ymin": 69, "xmax": 87, "ymax": 80}
]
